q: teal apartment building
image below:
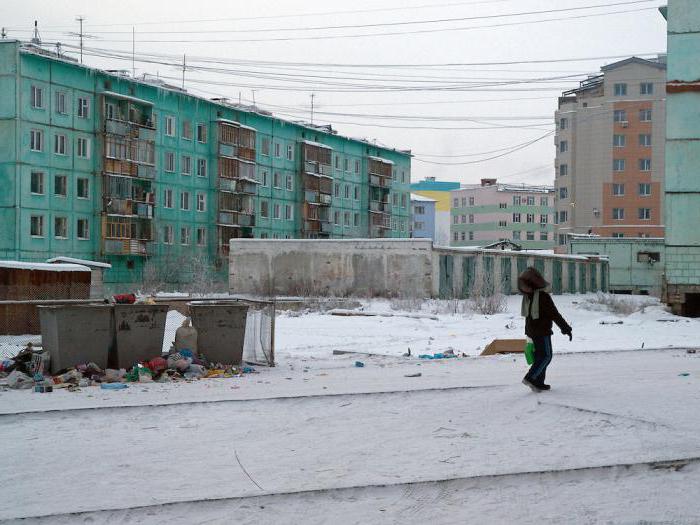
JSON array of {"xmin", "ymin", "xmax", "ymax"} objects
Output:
[{"xmin": 0, "ymin": 40, "xmax": 412, "ymax": 290}]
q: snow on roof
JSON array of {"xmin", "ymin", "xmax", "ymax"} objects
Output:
[
  {"xmin": 217, "ymin": 118, "xmax": 256, "ymax": 131},
  {"xmin": 101, "ymin": 90, "xmax": 153, "ymax": 106},
  {"xmin": 0, "ymin": 261, "xmax": 91, "ymax": 272},
  {"xmin": 301, "ymin": 139, "xmax": 333, "ymax": 150},
  {"xmin": 46, "ymin": 257, "xmax": 112, "ymax": 269},
  {"xmin": 367, "ymin": 155, "xmax": 395, "ymax": 165},
  {"xmin": 411, "ymin": 193, "xmax": 436, "ymax": 202}
]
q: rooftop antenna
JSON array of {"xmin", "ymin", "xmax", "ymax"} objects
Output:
[
  {"xmin": 54, "ymin": 42, "xmax": 62, "ymax": 56},
  {"xmin": 31, "ymin": 20, "xmax": 41, "ymax": 45},
  {"xmin": 1, "ymin": 28, "xmax": 7, "ymax": 39},
  {"xmin": 75, "ymin": 16, "xmax": 85, "ymax": 63},
  {"xmin": 182, "ymin": 54, "xmax": 186, "ymax": 89},
  {"xmin": 310, "ymin": 93, "xmax": 315, "ymax": 125}
]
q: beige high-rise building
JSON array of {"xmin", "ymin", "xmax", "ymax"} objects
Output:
[{"xmin": 554, "ymin": 57, "xmax": 667, "ymax": 252}]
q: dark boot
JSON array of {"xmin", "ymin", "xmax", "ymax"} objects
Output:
[{"xmin": 522, "ymin": 377, "xmax": 542, "ymax": 392}]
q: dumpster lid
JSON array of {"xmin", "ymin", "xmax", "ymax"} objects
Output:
[
  {"xmin": 0, "ymin": 261, "xmax": 91, "ymax": 272},
  {"xmin": 46, "ymin": 256, "xmax": 112, "ymax": 269}
]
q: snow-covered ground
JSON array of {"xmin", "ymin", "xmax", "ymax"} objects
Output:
[{"xmin": 1, "ymin": 293, "xmax": 700, "ymax": 524}]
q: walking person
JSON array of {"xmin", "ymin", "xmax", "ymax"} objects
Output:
[{"xmin": 518, "ymin": 267, "xmax": 572, "ymax": 392}]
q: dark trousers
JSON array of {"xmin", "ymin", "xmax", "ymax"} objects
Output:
[{"xmin": 525, "ymin": 335, "xmax": 553, "ymax": 385}]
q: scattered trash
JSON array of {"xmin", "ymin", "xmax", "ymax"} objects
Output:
[
  {"xmin": 101, "ymin": 383, "xmax": 128, "ymax": 390},
  {"xmin": 679, "ymin": 372, "xmax": 690, "ymax": 377},
  {"xmin": 688, "ymin": 349, "xmax": 697, "ymax": 354},
  {"xmin": 600, "ymin": 320, "xmax": 624, "ymax": 325},
  {"xmin": 7, "ymin": 370, "xmax": 34, "ymax": 389},
  {"xmin": 34, "ymin": 384, "xmax": 53, "ymax": 393},
  {"xmin": 404, "ymin": 372, "xmax": 422, "ymax": 378},
  {"xmin": 403, "ymin": 348, "xmax": 412, "ymax": 357},
  {"xmin": 419, "ymin": 352, "xmax": 457, "ymax": 360},
  {"xmin": 355, "ymin": 361, "xmax": 365, "ymax": 368}
]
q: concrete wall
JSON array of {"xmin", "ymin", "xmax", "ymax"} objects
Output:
[{"xmin": 229, "ymin": 239, "xmax": 608, "ymax": 299}]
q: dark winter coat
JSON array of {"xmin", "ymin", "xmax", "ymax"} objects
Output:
[{"xmin": 518, "ymin": 267, "xmax": 572, "ymax": 338}]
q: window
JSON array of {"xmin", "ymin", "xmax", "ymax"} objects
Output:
[
  {"xmin": 613, "ymin": 109, "xmax": 627, "ymax": 122},
  {"xmin": 261, "ymin": 138, "xmax": 270, "ymax": 156},
  {"xmin": 30, "ymin": 129, "xmax": 43, "ymax": 151},
  {"xmin": 344, "ymin": 212, "xmax": 350, "ymax": 226},
  {"xmin": 639, "ymin": 134, "xmax": 651, "ymax": 147},
  {"xmin": 613, "ymin": 183, "xmax": 625, "ymax": 196},
  {"xmin": 260, "ymin": 200, "xmax": 269, "ymax": 217},
  {"xmin": 355, "ymin": 160, "xmax": 360, "ymax": 174},
  {"xmin": 513, "ymin": 196, "xmax": 521, "ymax": 206},
  {"xmin": 333, "ymin": 183, "xmax": 340, "ymax": 197},
  {"xmin": 165, "ymin": 152, "xmax": 175, "ymax": 172},
  {"xmin": 30, "ymin": 215, "xmax": 44, "ymax": 237},
  {"xmin": 639, "ymin": 158, "xmax": 652, "ymax": 171},
  {"xmin": 559, "ymin": 210, "xmax": 568, "ymax": 223},
  {"xmin": 526, "ymin": 196, "xmax": 535, "ymax": 206},
  {"xmin": 197, "ymin": 158, "xmax": 207, "ymax": 177},
  {"xmin": 54, "ymin": 134, "xmax": 67, "ymax": 155},
  {"xmin": 77, "ymin": 97, "xmax": 90, "ymax": 118},
  {"xmin": 274, "ymin": 142, "xmax": 281, "ymax": 157},
  {"xmin": 639, "ymin": 183, "xmax": 651, "ymax": 196},
  {"xmin": 453, "ymin": 215, "xmax": 458, "ymax": 225},
  {"xmin": 453, "ymin": 198, "xmax": 459, "ymax": 207},
  {"xmin": 354, "ymin": 185, "xmax": 359, "ymax": 200},
  {"xmin": 344, "ymin": 158, "xmax": 349, "ymax": 171},
  {"xmin": 165, "ymin": 116, "xmax": 175, "ymax": 136},
  {"xmin": 77, "ymin": 137, "xmax": 90, "ymax": 159},
  {"xmin": 104, "ymin": 102, "xmax": 115, "ymax": 120},
  {"xmin": 640, "ymin": 82, "xmax": 654, "ymax": 95},
  {"xmin": 197, "ymin": 227, "xmax": 207, "ymax": 246},
  {"xmin": 500, "ymin": 202, "xmax": 508, "ymax": 209},
  {"xmin": 196, "ymin": 123, "xmax": 207, "ymax": 143},
  {"xmin": 261, "ymin": 170, "xmax": 269, "ymax": 187},
  {"xmin": 612, "ymin": 208, "xmax": 624, "ymax": 220},
  {"xmin": 401, "ymin": 171, "xmax": 407, "ymax": 183},
  {"xmin": 559, "ymin": 118, "xmax": 568, "ymax": 130},
  {"xmin": 559, "ymin": 234, "xmax": 566, "ymax": 245},
  {"xmin": 393, "ymin": 193, "xmax": 398, "ymax": 206},
  {"xmin": 453, "ymin": 232, "xmax": 458, "ymax": 242},
  {"xmin": 401, "ymin": 193, "xmax": 407, "ymax": 208},
  {"xmin": 498, "ymin": 220, "xmax": 507, "ymax": 227},
  {"xmin": 30, "ymin": 171, "xmax": 44, "ymax": 194},
  {"xmin": 468, "ymin": 214, "xmax": 474, "ymax": 224},
  {"xmin": 335, "ymin": 156, "xmax": 340, "ymax": 170},
  {"xmin": 196, "ymin": 192, "xmax": 206, "ymax": 212},
  {"xmin": 460, "ymin": 215, "xmax": 466, "ymax": 223},
  {"xmin": 182, "ymin": 120, "xmax": 192, "ymax": 140},
  {"xmin": 559, "ymin": 140, "xmax": 568, "ymax": 153},
  {"xmin": 55, "ymin": 91, "xmax": 66, "ymax": 114},
  {"xmin": 180, "ymin": 191, "xmax": 190, "ymax": 210},
  {"xmin": 540, "ymin": 232, "xmax": 548, "ymax": 241},
  {"xmin": 77, "ymin": 218, "xmax": 89, "ymax": 239},
  {"xmin": 181, "ymin": 155, "xmax": 192, "ymax": 175},
  {"xmin": 540, "ymin": 214, "xmax": 548, "ymax": 224},
  {"xmin": 415, "ymin": 205, "xmax": 425, "ymax": 215},
  {"xmin": 286, "ymin": 144, "xmax": 294, "ymax": 161},
  {"xmin": 639, "ymin": 109, "xmax": 652, "ymax": 122},
  {"xmin": 513, "ymin": 231, "xmax": 521, "ymax": 240},
  {"xmin": 614, "ymin": 83, "xmax": 627, "ymax": 96},
  {"xmin": 54, "ymin": 175, "xmax": 67, "ymax": 197},
  {"xmin": 512, "ymin": 213, "xmax": 521, "ymax": 223},
  {"xmin": 273, "ymin": 172, "xmax": 281, "ymax": 188},
  {"xmin": 415, "ymin": 221, "xmax": 424, "ymax": 230},
  {"xmin": 77, "ymin": 178, "xmax": 89, "ymax": 199},
  {"xmin": 344, "ymin": 184, "xmax": 350, "ymax": 199},
  {"xmin": 469, "ymin": 231, "xmax": 474, "ymax": 241},
  {"xmin": 273, "ymin": 203, "xmax": 281, "ymax": 219},
  {"xmin": 286, "ymin": 174, "xmax": 293, "ymax": 191},
  {"xmin": 638, "ymin": 208, "xmax": 651, "ymax": 220},
  {"xmin": 164, "ymin": 189, "xmax": 173, "ymax": 208},
  {"xmin": 469, "ymin": 196, "xmax": 475, "ymax": 206},
  {"xmin": 559, "ymin": 187, "xmax": 568, "ymax": 199},
  {"xmin": 637, "ymin": 251, "xmax": 660, "ymax": 263},
  {"xmin": 526, "ymin": 231, "xmax": 535, "ymax": 241},
  {"xmin": 282, "ymin": 204, "xmax": 291, "ymax": 220},
  {"xmin": 460, "ymin": 232, "xmax": 466, "ymax": 241},
  {"xmin": 54, "ymin": 217, "xmax": 67, "ymax": 238},
  {"xmin": 526, "ymin": 213, "xmax": 535, "ymax": 223},
  {"xmin": 180, "ymin": 227, "xmax": 190, "ymax": 245},
  {"xmin": 540, "ymin": 197, "xmax": 548, "ymax": 206},
  {"xmin": 613, "ymin": 159, "xmax": 625, "ymax": 172},
  {"xmin": 613, "ymin": 134, "xmax": 626, "ymax": 147},
  {"xmin": 163, "ymin": 225, "xmax": 173, "ymax": 244},
  {"xmin": 31, "ymin": 85, "xmax": 44, "ymax": 109},
  {"xmin": 460, "ymin": 197, "xmax": 467, "ymax": 207}
]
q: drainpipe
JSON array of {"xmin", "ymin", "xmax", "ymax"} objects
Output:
[{"xmin": 14, "ymin": 42, "xmax": 21, "ymax": 259}]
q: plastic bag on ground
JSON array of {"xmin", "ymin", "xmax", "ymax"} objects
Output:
[
  {"xmin": 175, "ymin": 318, "xmax": 198, "ymax": 354},
  {"xmin": 7, "ymin": 370, "xmax": 34, "ymax": 389}
]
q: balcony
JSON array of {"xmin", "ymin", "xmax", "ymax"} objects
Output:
[
  {"xmin": 103, "ymin": 239, "xmax": 151, "ymax": 256},
  {"xmin": 320, "ymin": 222, "xmax": 334, "ymax": 233},
  {"xmin": 105, "ymin": 118, "xmax": 156, "ymax": 139},
  {"xmin": 369, "ymin": 174, "xmax": 391, "ymax": 189},
  {"xmin": 370, "ymin": 200, "xmax": 389, "ymax": 213},
  {"xmin": 371, "ymin": 214, "xmax": 391, "ymax": 229},
  {"xmin": 304, "ymin": 191, "xmax": 319, "ymax": 204},
  {"xmin": 319, "ymin": 193, "xmax": 332, "ymax": 205},
  {"xmin": 218, "ymin": 211, "xmax": 255, "ymax": 227}
]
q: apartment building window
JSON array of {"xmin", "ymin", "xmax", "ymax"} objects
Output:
[
  {"xmin": 260, "ymin": 170, "xmax": 269, "ymax": 187},
  {"xmin": 260, "ymin": 200, "xmax": 269, "ymax": 217},
  {"xmin": 343, "ymin": 212, "xmax": 350, "ymax": 226},
  {"xmin": 197, "ymin": 158, "xmax": 207, "ymax": 177},
  {"xmin": 639, "ymin": 109, "xmax": 652, "ymax": 122},
  {"xmin": 453, "ymin": 215, "xmax": 458, "ymax": 225},
  {"xmin": 354, "ymin": 160, "xmax": 360, "ymax": 174},
  {"xmin": 414, "ymin": 205, "xmax": 425, "ymax": 215},
  {"xmin": 526, "ymin": 231, "xmax": 535, "ymax": 241},
  {"xmin": 55, "ymin": 91, "xmax": 67, "ymax": 114},
  {"xmin": 499, "ymin": 202, "xmax": 507, "ymax": 209},
  {"xmin": 196, "ymin": 193, "xmax": 206, "ymax": 212},
  {"xmin": 54, "ymin": 217, "xmax": 68, "ymax": 238},
  {"xmin": 460, "ymin": 232, "xmax": 466, "ymax": 241},
  {"xmin": 30, "ymin": 129, "xmax": 43, "ymax": 151},
  {"xmin": 182, "ymin": 120, "xmax": 192, "ymax": 140},
  {"xmin": 613, "ymin": 134, "xmax": 626, "ymax": 147},
  {"xmin": 526, "ymin": 213, "xmax": 535, "ymax": 223},
  {"xmin": 612, "ymin": 232, "xmax": 624, "ymax": 238},
  {"xmin": 460, "ymin": 197, "xmax": 467, "ymax": 207},
  {"xmin": 30, "ymin": 215, "xmax": 44, "ymax": 237},
  {"xmin": 274, "ymin": 142, "xmax": 281, "ymax": 157},
  {"xmin": 540, "ymin": 232, "xmax": 548, "ymax": 241},
  {"xmin": 343, "ymin": 158, "xmax": 349, "ymax": 171},
  {"xmin": 612, "ymin": 208, "xmax": 624, "ymax": 220},
  {"xmin": 498, "ymin": 220, "xmax": 507, "ymax": 227},
  {"xmin": 77, "ymin": 178, "xmax": 89, "ymax": 199},
  {"xmin": 415, "ymin": 221, "xmax": 424, "ymax": 230},
  {"xmin": 393, "ymin": 193, "xmax": 399, "ymax": 206},
  {"xmin": 639, "ymin": 183, "xmax": 651, "ymax": 196},
  {"xmin": 540, "ymin": 214, "xmax": 548, "ymax": 224},
  {"xmin": 640, "ymin": 82, "xmax": 654, "ymax": 95},
  {"xmin": 286, "ymin": 174, "xmax": 293, "ymax": 191},
  {"xmin": 31, "ymin": 85, "xmax": 44, "ymax": 109},
  {"xmin": 512, "ymin": 213, "xmax": 521, "ymax": 223},
  {"xmin": 165, "ymin": 116, "xmax": 175, "ymax": 136},
  {"xmin": 165, "ymin": 152, "xmax": 175, "ymax": 172},
  {"xmin": 286, "ymin": 144, "xmax": 294, "ymax": 161},
  {"xmin": 639, "ymin": 134, "xmax": 652, "ymax": 147},
  {"xmin": 77, "ymin": 97, "xmax": 90, "ymax": 118},
  {"xmin": 163, "ymin": 225, "xmax": 173, "ymax": 244},
  {"xmin": 559, "ymin": 187, "xmax": 568, "ymax": 199},
  {"xmin": 613, "ymin": 109, "xmax": 627, "ymax": 122},
  {"xmin": 77, "ymin": 218, "xmax": 89, "ymax": 240},
  {"xmin": 453, "ymin": 198, "xmax": 459, "ymax": 207},
  {"xmin": 180, "ymin": 191, "xmax": 190, "ymax": 210},
  {"xmin": 559, "ymin": 210, "xmax": 568, "ymax": 223},
  {"xmin": 273, "ymin": 172, "xmax": 281, "ymax": 188},
  {"xmin": 513, "ymin": 196, "xmax": 521, "ymax": 205},
  {"xmin": 401, "ymin": 193, "xmax": 407, "ymax": 208},
  {"xmin": 559, "ymin": 140, "xmax": 568, "ymax": 153},
  {"xmin": 77, "ymin": 137, "xmax": 90, "ymax": 159},
  {"xmin": 163, "ymin": 189, "xmax": 173, "ymax": 208},
  {"xmin": 344, "ymin": 184, "xmax": 350, "ymax": 199},
  {"xmin": 258, "ymin": 137, "xmax": 269, "ymax": 156},
  {"xmin": 614, "ymin": 83, "xmax": 627, "ymax": 96},
  {"xmin": 333, "ymin": 183, "xmax": 340, "ymax": 197},
  {"xmin": 392, "ymin": 169, "xmax": 397, "ymax": 181},
  {"xmin": 540, "ymin": 197, "xmax": 548, "ymax": 206},
  {"xmin": 638, "ymin": 208, "xmax": 651, "ymax": 220},
  {"xmin": 401, "ymin": 171, "xmax": 407, "ymax": 183},
  {"xmin": 182, "ymin": 155, "xmax": 192, "ymax": 175},
  {"xmin": 559, "ymin": 118, "xmax": 568, "ymax": 130},
  {"xmin": 30, "ymin": 171, "xmax": 44, "ymax": 194},
  {"xmin": 196, "ymin": 123, "xmax": 207, "ymax": 143},
  {"xmin": 613, "ymin": 183, "xmax": 625, "ymax": 196},
  {"xmin": 526, "ymin": 196, "xmax": 535, "ymax": 206},
  {"xmin": 273, "ymin": 203, "xmax": 281, "ymax": 219},
  {"xmin": 180, "ymin": 227, "xmax": 190, "ymax": 245},
  {"xmin": 469, "ymin": 196, "xmax": 475, "ymax": 206},
  {"xmin": 54, "ymin": 134, "xmax": 67, "ymax": 155},
  {"xmin": 613, "ymin": 159, "xmax": 625, "ymax": 172},
  {"xmin": 453, "ymin": 232, "xmax": 458, "ymax": 242},
  {"xmin": 468, "ymin": 214, "xmax": 474, "ymax": 224},
  {"xmin": 469, "ymin": 231, "xmax": 474, "ymax": 241},
  {"xmin": 354, "ymin": 185, "xmax": 359, "ymax": 200},
  {"xmin": 54, "ymin": 175, "xmax": 67, "ymax": 197},
  {"xmin": 460, "ymin": 214, "xmax": 466, "ymax": 223},
  {"xmin": 639, "ymin": 158, "xmax": 652, "ymax": 171},
  {"xmin": 513, "ymin": 231, "xmax": 521, "ymax": 240},
  {"xmin": 196, "ymin": 227, "xmax": 206, "ymax": 246}
]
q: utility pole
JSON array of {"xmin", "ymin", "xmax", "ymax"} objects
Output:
[
  {"xmin": 132, "ymin": 27, "xmax": 135, "ymax": 77},
  {"xmin": 251, "ymin": 89, "xmax": 256, "ymax": 106},
  {"xmin": 310, "ymin": 93, "xmax": 315, "ymax": 125},
  {"xmin": 75, "ymin": 16, "xmax": 85, "ymax": 63}
]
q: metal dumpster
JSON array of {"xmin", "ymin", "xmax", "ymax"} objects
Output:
[
  {"xmin": 38, "ymin": 304, "xmax": 114, "ymax": 373},
  {"xmin": 113, "ymin": 304, "xmax": 169, "ymax": 369},
  {"xmin": 188, "ymin": 301, "xmax": 249, "ymax": 365}
]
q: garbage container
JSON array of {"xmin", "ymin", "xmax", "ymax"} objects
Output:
[
  {"xmin": 188, "ymin": 301, "xmax": 249, "ymax": 365},
  {"xmin": 113, "ymin": 304, "xmax": 169, "ymax": 369},
  {"xmin": 38, "ymin": 304, "xmax": 114, "ymax": 373}
]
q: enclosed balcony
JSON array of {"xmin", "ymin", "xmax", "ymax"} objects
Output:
[{"xmin": 101, "ymin": 217, "xmax": 153, "ymax": 256}]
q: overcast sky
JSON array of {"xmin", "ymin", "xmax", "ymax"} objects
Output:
[{"xmin": 2, "ymin": 0, "xmax": 668, "ymax": 186}]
